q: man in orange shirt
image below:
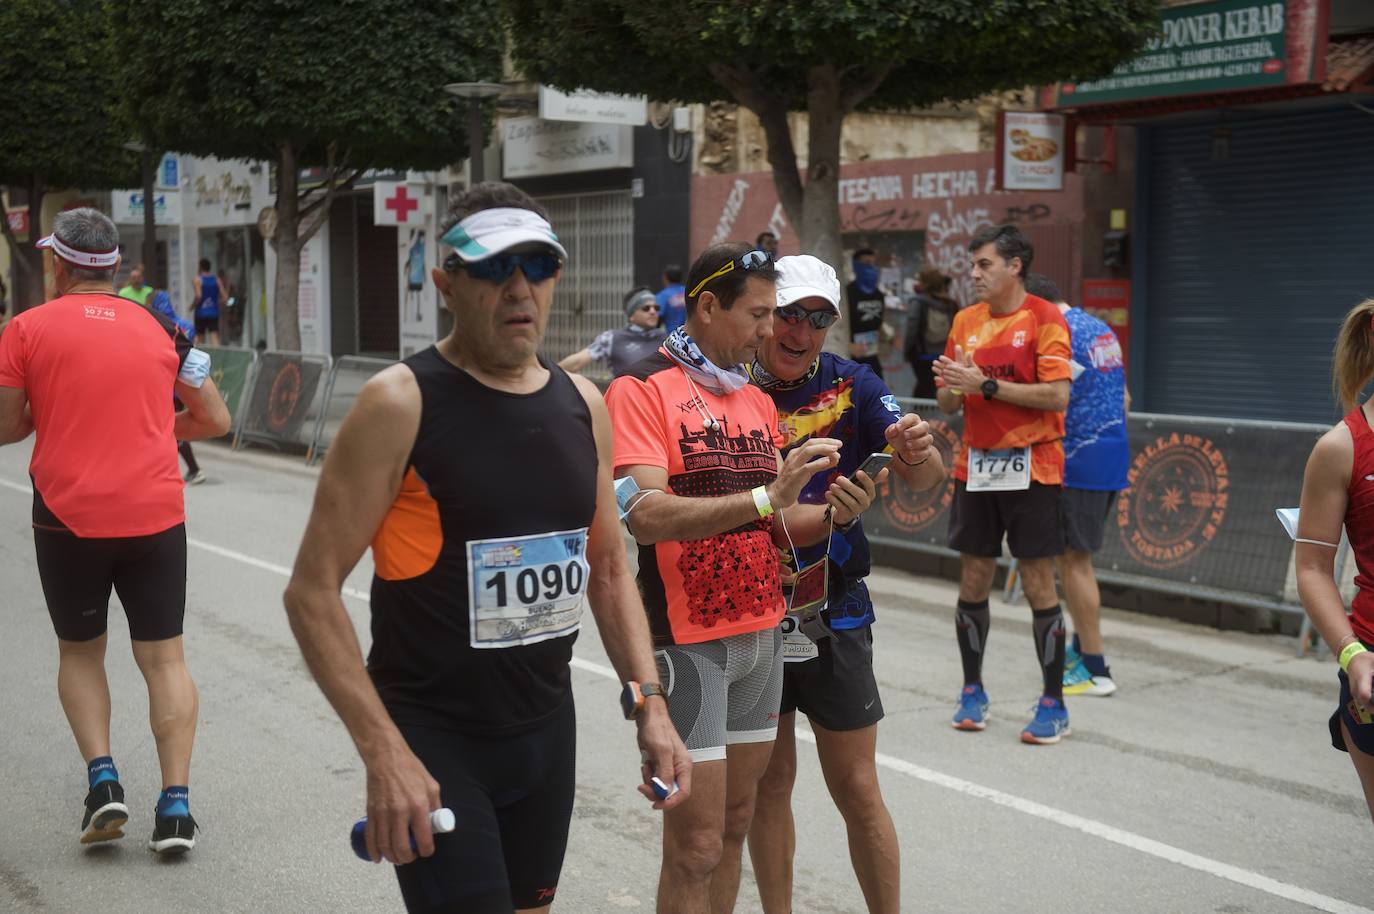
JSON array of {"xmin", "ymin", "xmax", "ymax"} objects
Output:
[
  {"xmin": 0, "ymin": 208, "xmax": 230, "ymax": 852},
  {"xmin": 932, "ymin": 225, "xmax": 1073, "ymax": 745},
  {"xmin": 606, "ymin": 241, "xmax": 879, "ymax": 913}
]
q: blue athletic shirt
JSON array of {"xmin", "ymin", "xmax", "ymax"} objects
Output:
[
  {"xmin": 196, "ymin": 274, "xmax": 220, "ymax": 319},
  {"xmin": 656, "ymin": 284, "xmax": 686, "ymax": 334},
  {"xmin": 1062, "ymin": 307, "xmax": 1130, "ymax": 491},
  {"xmin": 757, "ymin": 353, "xmax": 902, "ymax": 629}
]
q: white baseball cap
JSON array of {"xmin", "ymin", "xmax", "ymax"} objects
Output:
[{"xmin": 774, "ymin": 255, "xmax": 841, "ymax": 314}]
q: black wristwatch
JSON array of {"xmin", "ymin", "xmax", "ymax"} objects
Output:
[
  {"xmin": 981, "ymin": 378, "xmax": 999, "ymax": 401},
  {"xmin": 620, "ymin": 681, "xmax": 667, "ymax": 720}
]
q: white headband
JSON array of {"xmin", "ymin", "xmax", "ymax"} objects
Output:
[
  {"xmin": 440, "ymin": 207, "xmax": 567, "ymax": 263},
  {"xmin": 36, "ymin": 233, "xmax": 119, "ymax": 269}
]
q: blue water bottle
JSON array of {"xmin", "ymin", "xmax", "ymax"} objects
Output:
[{"xmin": 350, "ymin": 808, "xmax": 456, "ymax": 861}]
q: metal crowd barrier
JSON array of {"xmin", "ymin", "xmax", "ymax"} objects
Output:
[
  {"xmin": 868, "ymin": 398, "xmax": 1346, "ymax": 640},
  {"xmin": 307, "ymin": 356, "xmax": 398, "ymax": 465},
  {"xmin": 198, "ymin": 346, "xmax": 259, "ymax": 441},
  {"xmin": 231, "ymin": 350, "xmax": 332, "ymax": 453}
]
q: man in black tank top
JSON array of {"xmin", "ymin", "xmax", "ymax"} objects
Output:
[{"xmin": 285, "ymin": 182, "xmax": 690, "ymax": 914}]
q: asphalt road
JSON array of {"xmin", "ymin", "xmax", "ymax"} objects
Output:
[{"xmin": 0, "ymin": 438, "xmax": 1368, "ymax": 914}]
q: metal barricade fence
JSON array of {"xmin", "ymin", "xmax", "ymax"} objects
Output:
[
  {"xmin": 307, "ymin": 356, "xmax": 398, "ymax": 465},
  {"xmin": 232, "ymin": 350, "xmax": 332, "ymax": 454},
  {"xmin": 198, "ymin": 346, "xmax": 258, "ymax": 441},
  {"xmin": 866, "ymin": 398, "xmax": 1347, "ymax": 627}
]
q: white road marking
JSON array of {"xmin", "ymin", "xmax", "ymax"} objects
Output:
[
  {"xmin": 1, "ymin": 475, "xmax": 1367, "ymax": 913},
  {"xmin": 0, "ymin": 477, "xmax": 372, "ymax": 601}
]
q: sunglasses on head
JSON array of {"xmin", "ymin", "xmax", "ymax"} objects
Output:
[
  {"xmin": 444, "ymin": 249, "xmax": 563, "ymax": 284},
  {"xmin": 687, "ymin": 249, "xmax": 772, "ymax": 299},
  {"xmin": 776, "ymin": 303, "xmax": 839, "ymax": 330}
]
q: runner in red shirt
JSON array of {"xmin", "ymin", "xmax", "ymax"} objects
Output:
[
  {"xmin": 0, "ymin": 208, "xmax": 229, "ymax": 853},
  {"xmin": 933, "ymin": 225, "xmax": 1074, "ymax": 745},
  {"xmin": 1296, "ymin": 297, "xmax": 1374, "ymax": 823},
  {"xmin": 607, "ymin": 241, "xmax": 878, "ymax": 914}
]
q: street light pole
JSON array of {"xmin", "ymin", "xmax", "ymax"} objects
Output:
[
  {"xmin": 140, "ymin": 149, "xmax": 157, "ymax": 287},
  {"xmin": 123, "ymin": 139, "xmax": 159, "ymax": 288},
  {"xmin": 442, "ymin": 82, "xmax": 505, "ymax": 187}
]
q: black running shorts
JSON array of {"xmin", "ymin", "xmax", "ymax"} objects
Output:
[
  {"xmin": 948, "ymin": 481, "xmax": 1065, "ymax": 559},
  {"xmin": 780, "ymin": 624, "xmax": 884, "ymax": 732},
  {"xmin": 34, "ymin": 523, "xmax": 188, "ymax": 642},
  {"xmin": 393, "ymin": 698, "xmax": 576, "ymax": 913},
  {"xmin": 1330, "ymin": 657, "xmax": 1374, "ymax": 757},
  {"xmin": 1061, "ymin": 488, "xmax": 1118, "ymax": 554}
]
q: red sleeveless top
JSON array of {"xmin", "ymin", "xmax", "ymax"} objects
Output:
[{"xmin": 1342, "ymin": 407, "xmax": 1374, "ymax": 643}]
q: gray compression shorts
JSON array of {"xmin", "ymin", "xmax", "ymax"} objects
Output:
[{"xmin": 655, "ymin": 627, "xmax": 784, "ymax": 763}]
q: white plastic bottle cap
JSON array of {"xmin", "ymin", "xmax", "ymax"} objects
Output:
[{"xmin": 430, "ymin": 808, "xmax": 456, "ymax": 834}]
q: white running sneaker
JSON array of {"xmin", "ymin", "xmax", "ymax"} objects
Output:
[{"xmin": 1078, "ymin": 673, "xmax": 1118, "ymax": 697}]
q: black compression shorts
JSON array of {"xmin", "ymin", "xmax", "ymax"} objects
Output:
[
  {"xmin": 393, "ymin": 697, "xmax": 577, "ymax": 913},
  {"xmin": 34, "ymin": 523, "xmax": 187, "ymax": 642}
]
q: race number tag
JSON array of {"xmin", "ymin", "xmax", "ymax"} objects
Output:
[
  {"xmin": 467, "ymin": 528, "xmax": 589, "ymax": 649},
  {"xmin": 780, "ymin": 611, "xmax": 820, "ymax": 663},
  {"xmin": 779, "ymin": 557, "xmax": 830, "ymax": 664},
  {"xmin": 966, "ymin": 446, "xmax": 1031, "ymax": 492}
]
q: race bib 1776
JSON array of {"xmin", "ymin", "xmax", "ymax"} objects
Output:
[
  {"xmin": 467, "ymin": 528, "xmax": 589, "ymax": 649},
  {"xmin": 966, "ymin": 446, "xmax": 1031, "ymax": 492}
]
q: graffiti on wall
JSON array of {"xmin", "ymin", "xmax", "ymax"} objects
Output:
[{"xmin": 690, "ymin": 152, "xmax": 1082, "ymax": 306}]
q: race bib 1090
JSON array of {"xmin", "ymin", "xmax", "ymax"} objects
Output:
[{"xmin": 467, "ymin": 528, "xmax": 589, "ymax": 649}]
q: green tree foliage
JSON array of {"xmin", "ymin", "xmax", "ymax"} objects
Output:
[
  {"xmin": 114, "ymin": 0, "xmax": 504, "ymax": 349},
  {"xmin": 506, "ymin": 0, "xmax": 1159, "ymax": 324},
  {"xmin": 0, "ymin": 0, "xmax": 137, "ymax": 309}
]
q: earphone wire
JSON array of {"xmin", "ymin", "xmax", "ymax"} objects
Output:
[{"xmin": 681, "ymin": 371, "xmax": 720, "ymax": 431}]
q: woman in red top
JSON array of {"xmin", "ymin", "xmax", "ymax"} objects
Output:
[{"xmin": 1296, "ymin": 298, "xmax": 1374, "ymax": 822}]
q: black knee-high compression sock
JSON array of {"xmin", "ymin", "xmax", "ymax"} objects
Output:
[
  {"xmin": 955, "ymin": 599, "xmax": 991, "ymax": 687},
  {"xmin": 1032, "ymin": 605, "xmax": 1067, "ymax": 702}
]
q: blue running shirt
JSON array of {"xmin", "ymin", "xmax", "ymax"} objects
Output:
[
  {"xmin": 762, "ymin": 354, "xmax": 902, "ymax": 629},
  {"xmin": 1062, "ymin": 307, "xmax": 1129, "ymax": 491}
]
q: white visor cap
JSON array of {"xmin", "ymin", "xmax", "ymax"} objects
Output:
[
  {"xmin": 36, "ymin": 233, "xmax": 119, "ymax": 268},
  {"xmin": 774, "ymin": 255, "xmax": 841, "ymax": 314}
]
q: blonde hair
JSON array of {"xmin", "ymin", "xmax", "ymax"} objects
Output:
[{"xmin": 1333, "ymin": 298, "xmax": 1374, "ymax": 412}]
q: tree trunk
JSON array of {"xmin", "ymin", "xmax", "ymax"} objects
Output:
[
  {"xmin": 802, "ymin": 64, "xmax": 848, "ymax": 358},
  {"xmin": 271, "ymin": 143, "xmax": 303, "ymax": 351},
  {"xmin": 271, "ymin": 142, "xmax": 349, "ymax": 353},
  {"xmin": 754, "ymin": 103, "xmax": 804, "ymax": 233}
]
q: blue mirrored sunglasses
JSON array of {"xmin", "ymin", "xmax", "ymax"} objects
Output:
[
  {"xmin": 776, "ymin": 303, "xmax": 839, "ymax": 330},
  {"xmin": 444, "ymin": 250, "xmax": 562, "ymax": 284}
]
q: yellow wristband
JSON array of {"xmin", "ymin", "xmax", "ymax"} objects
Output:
[
  {"xmin": 751, "ymin": 485, "xmax": 773, "ymax": 519},
  {"xmin": 1339, "ymin": 641, "xmax": 1368, "ymax": 674}
]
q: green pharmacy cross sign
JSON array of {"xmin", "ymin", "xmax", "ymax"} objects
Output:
[{"xmin": 1049, "ymin": 0, "xmax": 1290, "ymax": 106}]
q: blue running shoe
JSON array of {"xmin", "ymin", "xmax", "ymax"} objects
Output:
[
  {"xmin": 951, "ymin": 684, "xmax": 989, "ymax": 731},
  {"xmin": 1063, "ymin": 652, "xmax": 1094, "ymax": 695},
  {"xmin": 1021, "ymin": 696, "xmax": 1071, "ymax": 744}
]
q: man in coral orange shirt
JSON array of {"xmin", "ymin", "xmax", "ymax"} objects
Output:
[
  {"xmin": 0, "ymin": 208, "xmax": 230, "ymax": 852},
  {"xmin": 933, "ymin": 225, "xmax": 1074, "ymax": 745}
]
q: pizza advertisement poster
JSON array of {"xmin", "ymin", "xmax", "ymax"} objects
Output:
[{"xmin": 997, "ymin": 111, "xmax": 1067, "ymax": 192}]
